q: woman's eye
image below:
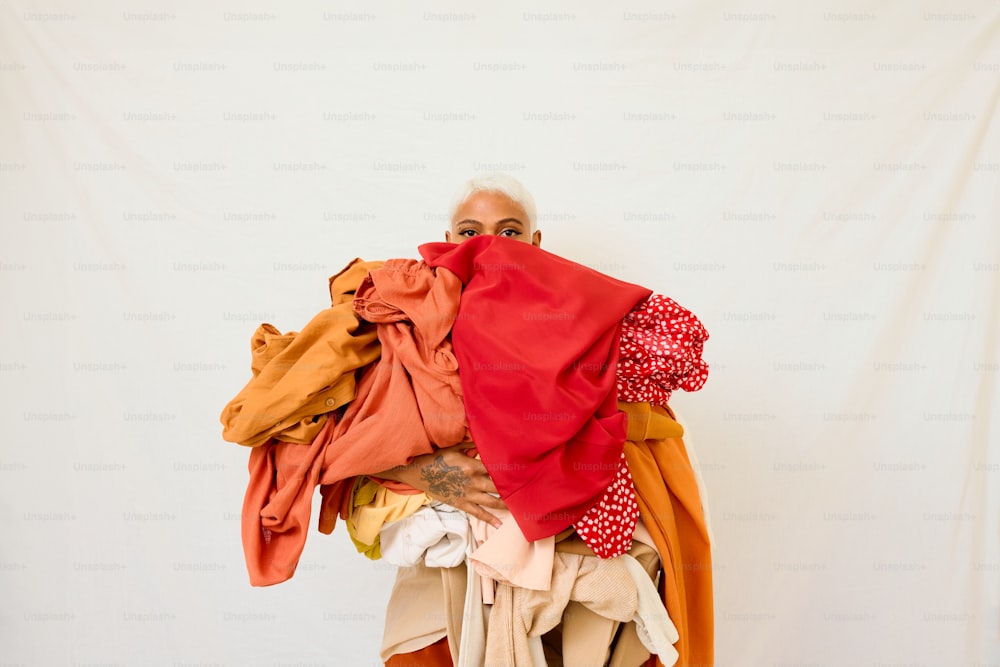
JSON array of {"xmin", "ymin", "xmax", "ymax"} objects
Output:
[
  {"xmin": 459, "ymin": 229, "xmax": 478, "ymax": 237},
  {"xmin": 499, "ymin": 229, "xmax": 519, "ymax": 237}
]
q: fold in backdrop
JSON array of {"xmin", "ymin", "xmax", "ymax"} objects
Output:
[{"xmin": 1, "ymin": 1, "xmax": 998, "ymax": 665}]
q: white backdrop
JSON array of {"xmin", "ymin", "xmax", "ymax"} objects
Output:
[{"xmin": 2, "ymin": 1, "xmax": 998, "ymax": 665}]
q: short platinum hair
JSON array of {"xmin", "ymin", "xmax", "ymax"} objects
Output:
[{"xmin": 448, "ymin": 173, "xmax": 538, "ymax": 231}]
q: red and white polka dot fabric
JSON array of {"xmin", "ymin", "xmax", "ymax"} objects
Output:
[
  {"xmin": 575, "ymin": 293, "xmax": 710, "ymax": 558},
  {"xmin": 573, "ymin": 451, "xmax": 639, "ymax": 558},
  {"xmin": 616, "ymin": 293, "xmax": 710, "ymax": 407}
]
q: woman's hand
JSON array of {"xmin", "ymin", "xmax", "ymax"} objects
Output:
[{"xmin": 376, "ymin": 443, "xmax": 506, "ymax": 528}]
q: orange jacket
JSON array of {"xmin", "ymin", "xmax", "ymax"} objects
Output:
[
  {"xmin": 220, "ymin": 259, "xmax": 383, "ymax": 448},
  {"xmin": 620, "ymin": 401, "xmax": 714, "ymax": 667}
]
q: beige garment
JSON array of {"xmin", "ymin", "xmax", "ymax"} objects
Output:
[
  {"xmin": 485, "ymin": 540, "xmax": 676, "ymax": 667},
  {"xmin": 381, "ymin": 561, "xmax": 454, "ymax": 661},
  {"xmin": 486, "ymin": 549, "xmax": 635, "ymax": 666},
  {"xmin": 539, "ymin": 539, "xmax": 666, "ymax": 667},
  {"xmin": 381, "ymin": 538, "xmax": 668, "ymax": 667}
]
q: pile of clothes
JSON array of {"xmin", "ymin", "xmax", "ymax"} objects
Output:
[{"xmin": 220, "ymin": 235, "xmax": 713, "ymax": 666}]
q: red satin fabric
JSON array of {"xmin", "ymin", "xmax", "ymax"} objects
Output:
[{"xmin": 419, "ymin": 236, "xmax": 652, "ymax": 541}]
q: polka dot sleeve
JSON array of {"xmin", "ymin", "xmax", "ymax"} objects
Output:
[
  {"xmin": 616, "ymin": 293, "xmax": 710, "ymax": 406},
  {"xmin": 575, "ymin": 293, "xmax": 709, "ymax": 558}
]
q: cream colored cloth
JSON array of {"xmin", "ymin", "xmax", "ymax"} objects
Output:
[
  {"xmin": 380, "ymin": 559, "xmax": 476, "ymax": 664},
  {"xmin": 621, "ymin": 554, "xmax": 680, "ymax": 663},
  {"xmin": 380, "ymin": 502, "xmax": 471, "ymax": 568},
  {"xmin": 484, "ymin": 546, "xmax": 678, "ymax": 666},
  {"xmin": 382, "ymin": 532, "xmax": 677, "ymax": 667},
  {"xmin": 380, "ymin": 561, "xmax": 451, "ymax": 660}
]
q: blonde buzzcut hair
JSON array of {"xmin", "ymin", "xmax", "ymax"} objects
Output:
[{"xmin": 448, "ymin": 173, "xmax": 537, "ymax": 231}]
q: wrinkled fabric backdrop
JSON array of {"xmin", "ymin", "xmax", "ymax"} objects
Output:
[{"xmin": 2, "ymin": 0, "xmax": 998, "ymax": 665}]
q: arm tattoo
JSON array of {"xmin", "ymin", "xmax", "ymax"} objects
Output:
[{"xmin": 419, "ymin": 455, "xmax": 469, "ymax": 502}]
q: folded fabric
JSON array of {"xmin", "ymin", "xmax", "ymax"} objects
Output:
[
  {"xmin": 380, "ymin": 503, "xmax": 470, "ymax": 568},
  {"xmin": 346, "ymin": 477, "xmax": 431, "ymax": 559}
]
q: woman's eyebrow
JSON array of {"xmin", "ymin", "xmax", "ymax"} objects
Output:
[{"xmin": 456, "ymin": 219, "xmax": 483, "ymax": 227}]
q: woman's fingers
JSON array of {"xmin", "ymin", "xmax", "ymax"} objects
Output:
[
  {"xmin": 476, "ymin": 493, "xmax": 506, "ymax": 510},
  {"xmin": 450, "ymin": 498, "xmax": 502, "ymax": 528}
]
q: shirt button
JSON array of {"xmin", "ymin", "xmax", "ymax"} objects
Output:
[{"xmin": 325, "ymin": 398, "xmax": 335, "ymax": 407}]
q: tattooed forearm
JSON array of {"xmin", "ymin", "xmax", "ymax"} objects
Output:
[{"xmin": 419, "ymin": 455, "xmax": 469, "ymax": 502}]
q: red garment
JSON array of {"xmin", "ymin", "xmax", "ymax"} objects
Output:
[
  {"xmin": 617, "ymin": 293, "xmax": 710, "ymax": 406},
  {"xmin": 419, "ymin": 236, "xmax": 652, "ymax": 542}
]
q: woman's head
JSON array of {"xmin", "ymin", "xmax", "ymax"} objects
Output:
[{"xmin": 445, "ymin": 174, "xmax": 541, "ymax": 247}]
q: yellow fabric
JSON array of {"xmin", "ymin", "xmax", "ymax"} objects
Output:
[
  {"xmin": 623, "ymin": 400, "xmax": 685, "ymax": 442},
  {"xmin": 346, "ymin": 477, "xmax": 430, "ymax": 560},
  {"xmin": 220, "ymin": 259, "xmax": 384, "ymax": 447}
]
